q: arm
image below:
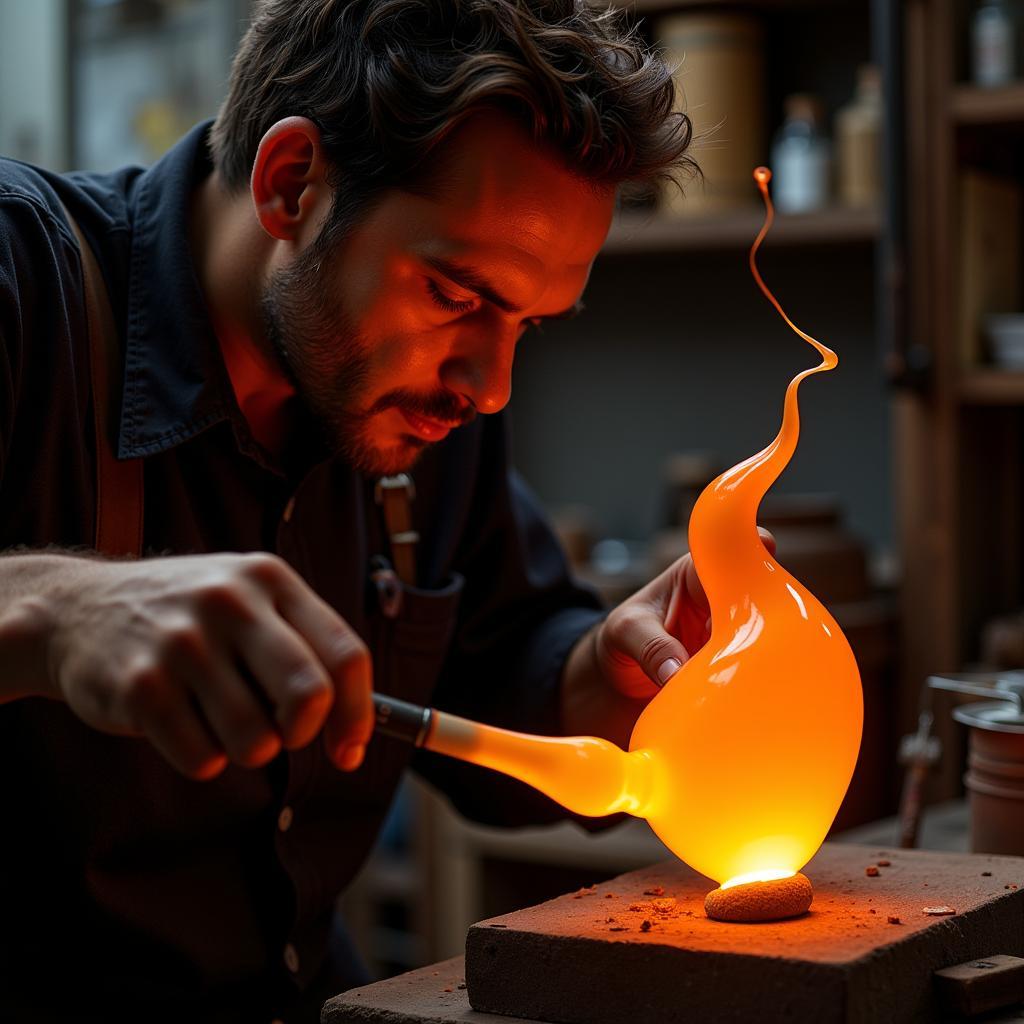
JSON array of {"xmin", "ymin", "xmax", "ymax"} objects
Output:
[
  {"xmin": 0, "ymin": 552, "xmax": 65, "ymax": 703},
  {"xmin": 0, "ymin": 549, "xmax": 375, "ymax": 776},
  {"xmin": 0, "ymin": 194, "xmax": 375, "ymax": 778}
]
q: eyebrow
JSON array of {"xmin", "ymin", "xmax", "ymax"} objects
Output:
[{"xmin": 422, "ymin": 254, "xmax": 584, "ymax": 322}]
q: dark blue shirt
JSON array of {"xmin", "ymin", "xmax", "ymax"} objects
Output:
[{"xmin": 0, "ymin": 123, "xmax": 605, "ymax": 1023}]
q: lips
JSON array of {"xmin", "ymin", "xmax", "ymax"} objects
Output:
[{"xmin": 398, "ymin": 408, "xmax": 460, "ymax": 442}]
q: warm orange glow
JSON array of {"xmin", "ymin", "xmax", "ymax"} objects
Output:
[
  {"xmin": 628, "ymin": 166, "xmax": 863, "ymax": 885},
  {"xmin": 427, "ymin": 714, "xmax": 656, "ymax": 817},
  {"xmin": 421, "ymin": 166, "xmax": 863, "ymax": 887},
  {"xmin": 720, "ymin": 868, "xmax": 796, "ymax": 890}
]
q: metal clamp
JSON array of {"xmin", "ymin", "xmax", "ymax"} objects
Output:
[
  {"xmin": 373, "ymin": 693, "xmax": 433, "ymax": 747},
  {"xmin": 928, "ymin": 672, "xmax": 1024, "ymax": 712}
]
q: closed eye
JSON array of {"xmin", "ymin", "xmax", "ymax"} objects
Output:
[{"xmin": 426, "ymin": 277, "xmax": 478, "ymax": 315}]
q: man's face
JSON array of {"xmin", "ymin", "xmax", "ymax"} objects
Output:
[{"xmin": 260, "ymin": 115, "xmax": 616, "ymax": 475}]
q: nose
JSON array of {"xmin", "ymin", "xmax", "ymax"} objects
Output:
[{"xmin": 439, "ymin": 327, "xmax": 516, "ymax": 415}]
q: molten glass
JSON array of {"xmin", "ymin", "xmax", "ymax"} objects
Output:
[{"xmin": 424, "ymin": 167, "xmax": 863, "ymax": 888}]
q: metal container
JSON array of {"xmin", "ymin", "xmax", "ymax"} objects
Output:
[
  {"xmin": 931, "ymin": 673, "xmax": 1024, "ymax": 855},
  {"xmin": 955, "ymin": 700, "xmax": 1024, "ymax": 855},
  {"xmin": 656, "ymin": 12, "xmax": 766, "ymax": 216}
]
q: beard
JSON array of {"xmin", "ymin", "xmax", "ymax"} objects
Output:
[{"xmin": 258, "ymin": 236, "xmax": 475, "ymax": 476}]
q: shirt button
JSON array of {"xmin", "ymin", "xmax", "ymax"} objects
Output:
[
  {"xmin": 277, "ymin": 806, "xmax": 294, "ymax": 832},
  {"xmin": 283, "ymin": 943, "xmax": 300, "ymax": 973}
]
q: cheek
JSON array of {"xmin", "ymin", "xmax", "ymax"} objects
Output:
[
  {"xmin": 358, "ymin": 294, "xmax": 456, "ymax": 380},
  {"xmin": 363, "ymin": 330, "xmax": 451, "ymax": 386},
  {"xmin": 345, "ymin": 250, "xmax": 426, "ymax": 330},
  {"xmin": 334, "ymin": 246, "xmax": 458, "ymax": 383}
]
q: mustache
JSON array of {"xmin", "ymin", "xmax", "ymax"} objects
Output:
[{"xmin": 369, "ymin": 389, "xmax": 477, "ymax": 427}]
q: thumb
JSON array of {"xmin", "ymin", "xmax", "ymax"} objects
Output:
[{"xmin": 601, "ymin": 604, "xmax": 691, "ymax": 693}]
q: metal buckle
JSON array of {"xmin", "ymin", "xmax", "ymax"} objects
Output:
[{"xmin": 374, "ymin": 474, "xmax": 416, "ymax": 505}]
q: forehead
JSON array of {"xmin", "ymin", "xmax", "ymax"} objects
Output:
[{"xmin": 375, "ymin": 113, "xmax": 616, "ymax": 279}]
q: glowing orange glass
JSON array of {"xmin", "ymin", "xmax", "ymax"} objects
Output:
[{"xmin": 423, "ymin": 167, "xmax": 864, "ymax": 890}]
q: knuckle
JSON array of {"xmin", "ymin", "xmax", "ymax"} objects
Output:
[
  {"xmin": 604, "ymin": 605, "xmax": 644, "ymax": 645},
  {"xmin": 239, "ymin": 552, "xmax": 291, "ymax": 587},
  {"xmin": 639, "ymin": 633, "xmax": 676, "ymax": 669},
  {"xmin": 159, "ymin": 621, "xmax": 207, "ymax": 661},
  {"xmin": 284, "ymin": 666, "xmax": 332, "ymax": 707},
  {"xmin": 326, "ymin": 631, "xmax": 370, "ymax": 674},
  {"xmin": 194, "ymin": 578, "xmax": 252, "ymax": 619},
  {"xmin": 121, "ymin": 661, "xmax": 168, "ymax": 719},
  {"xmin": 276, "ymin": 670, "xmax": 333, "ymax": 745}
]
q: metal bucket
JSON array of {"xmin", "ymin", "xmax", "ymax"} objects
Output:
[{"xmin": 954, "ymin": 700, "xmax": 1024, "ymax": 855}]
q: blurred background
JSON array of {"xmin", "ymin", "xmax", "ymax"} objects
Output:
[{"xmin": 4, "ymin": 0, "xmax": 1024, "ymax": 983}]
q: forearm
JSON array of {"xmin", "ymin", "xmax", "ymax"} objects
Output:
[
  {"xmin": 0, "ymin": 551, "xmax": 99, "ymax": 703},
  {"xmin": 560, "ymin": 623, "xmax": 647, "ymax": 749}
]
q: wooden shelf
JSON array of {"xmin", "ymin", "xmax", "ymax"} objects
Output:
[
  {"xmin": 959, "ymin": 368, "xmax": 1024, "ymax": 404},
  {"xmin": 951, "ymin": 83, "xmax": 1024, "ymax": 125},
  {"xmin": 603, "ymin": 205, "xmax": 881, "ymax": 253}
]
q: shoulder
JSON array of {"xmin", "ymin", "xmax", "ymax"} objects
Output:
[
  {"xmin": 0, "ymin": 157, "xmax": 137, "ymax": 274},
  {"xmin": 0, "ymin": 158, "xmax": 76, "ymax": 259}
]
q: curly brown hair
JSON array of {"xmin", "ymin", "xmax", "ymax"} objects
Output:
[{"xmin": 211, "ymin": 0, "xmax": 692, "ymax": 221}]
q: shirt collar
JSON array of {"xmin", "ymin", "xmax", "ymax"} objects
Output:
[{"xmin": 118, "ymin": 120, "xmax": 235, "ymax": 459}]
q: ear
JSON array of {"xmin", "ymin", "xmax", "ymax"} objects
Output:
[{"xmin": 250, "ymin": 116, "xmax": 332, "ymax": 242}]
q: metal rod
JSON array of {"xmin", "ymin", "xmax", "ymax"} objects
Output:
[
  {"xmin": 927, "ymin": 674, "xmax": 1024, "ymax": 711},
  {"xmin": 372, "ymin": 693, "xmax": 433, "ymax": 747}
]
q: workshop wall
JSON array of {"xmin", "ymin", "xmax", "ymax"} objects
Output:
[{"xmin": 512, "ymin": 243, "xmax": 892, "ymax": 555}]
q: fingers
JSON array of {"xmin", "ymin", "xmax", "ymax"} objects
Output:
[
  {"xmin": 268, "ymin": 564, "xmax": 373, "ymax": 772},
  {"xmin": 190, "ymin": 659, "xmax": 283, "ymax": 768},
  {"xmin": 602, "ymin": 602, "xmax": 690, "ymax": 692},
  {"xmin": 120, "ymin": 660, "xmax": 228, "ymax": 781},
  {"xmin": 232, "ymin": 612, "xmax": 334, "ymax": 752},
  {"xmin": 604, "ymin": 525, "xmax": 779, "ymax": 698},
  {"xmin": 682, "ymin": 554, "xmax": 708, "ymax": 614},
  {"xmin": 320, "ymin": 652, "xmax": 374, "ymax": 771},
  {"xmin": 57, "ymin": 552, "xmax": 376, "ymax": 781}
]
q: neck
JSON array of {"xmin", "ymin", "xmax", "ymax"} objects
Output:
[{"xmin": 189, "ymin": 170, "xmax": 296, "ymax": 456}]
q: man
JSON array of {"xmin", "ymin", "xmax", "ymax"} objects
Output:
[{"xmin": 0, "ymin": 1, "xmax": 713, "ymax": 1020}]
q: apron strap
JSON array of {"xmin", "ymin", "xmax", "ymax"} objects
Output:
[
  {"xmin": 374, "ymin": 474, "xmax": 418, "ymax": 586},
  {"xmin": 60, "ymin": 201, "xmax": 144, "ymax": 559}
]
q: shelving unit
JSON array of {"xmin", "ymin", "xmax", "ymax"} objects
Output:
[
  {"xmin": 951, "ymin": 82, "xmax": 1024, "ymax": 125},
  {"xmin": 959, "ymin": 370, "xmax": 1024, "ymax": 405},
  {"xmin": 606, "ymin": 204, "xmax": 881, "ymax": 253},
  {"xmin": 599, "ymin": 0, "xmax": 883, "ymax": 256},
  {"xmin": 898, "ymin": 0, "xmax": 1024, "ymax": 799}
]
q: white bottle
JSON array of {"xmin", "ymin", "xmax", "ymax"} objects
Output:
[
  {"xmin": 972, "ymin": 0, "xmax": 1017, "ymax": 87},
  {"xmin": 835, "ymin": 66, "xmax": 883, "ymax": 207},
  {"xmin": 771, "ymin": 94, "xmax": 831, "ymax": 214}
]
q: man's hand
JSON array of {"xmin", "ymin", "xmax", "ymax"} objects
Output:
[
  {"xmin": 42, "ymin": 552, "xmax": 373, "ymax": 779},
  {"xmin": 596, "ymin": 528, "xmax": 777, "ymax": 701}
]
